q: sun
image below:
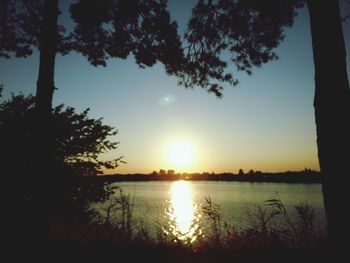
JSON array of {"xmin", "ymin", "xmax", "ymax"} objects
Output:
[{"xmin": 167, "ymin": 140, "xmax": 195, "ymax": 169}]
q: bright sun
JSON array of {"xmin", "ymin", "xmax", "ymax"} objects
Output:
[{"xmin": 167, "ymin": 140, "xmax": 195, "ymax": 169}]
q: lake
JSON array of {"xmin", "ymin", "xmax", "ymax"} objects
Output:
[{"xmin": 95, "ymin": 181, "xmax": 326, "ymax": 242}]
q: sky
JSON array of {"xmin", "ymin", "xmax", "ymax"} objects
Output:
[{"xmin": 1, "ymin": 1, "xmax": 349, "ymax": 174}]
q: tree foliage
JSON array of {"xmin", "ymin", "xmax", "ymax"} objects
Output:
[
  {"xmin": 52, "ymin": 104, "xmax": 125, "ymax": 176},
  {"xmin": 0, "ymin": 91, "xmax": 124, "ymax": 176},
  {"xmin": 0, "ymin": 0, "xmax": 42, "ymax": 58},
  {"xmin": 0, "ymin": 0, "xmax": 185, "ymax": 72},
  {"xmin": 174, "ymin": 0, "xmax": 304, "ymax": 97}
]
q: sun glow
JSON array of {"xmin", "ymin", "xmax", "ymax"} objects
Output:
[{"xmin": 167, "ymin": 140, "xmax": 195, "ymax": 169}]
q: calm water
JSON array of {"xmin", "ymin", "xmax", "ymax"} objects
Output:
[{"xmin": 96, "ymin": 181, "xmax": 326, "ymax": 242}]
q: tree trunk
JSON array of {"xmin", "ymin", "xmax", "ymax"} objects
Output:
[
  {"xmin": 31, "ymin": 0, "xmax": 58, "ymax": 246},
  {"xmin": 307, "ymin": 0, "xmax": 350, "ymax": 247}
]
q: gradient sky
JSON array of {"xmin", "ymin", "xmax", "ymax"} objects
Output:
[{"xmin": 1, "ymin": 1, "xmax": 349, "ymax": 174}]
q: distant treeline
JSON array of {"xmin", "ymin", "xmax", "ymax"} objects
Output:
[{"xmin": 96, "ymin": 169, "xmax": 321, "ymax": 183}]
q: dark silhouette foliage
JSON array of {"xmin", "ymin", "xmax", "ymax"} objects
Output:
[
  {"xmin": 52, "ymin": 104, "xmax": 125, "ymax": 176},
  {"xmin": 0, "ymin": 90, "xmax": 123, "ymax": 228},
  {"xmin": 0, "ymin": 0, "xmax": 42, "ymax": 58},
  {"xmin": 68, "ymin": 0, "xmax": 185, "ymax": 71},
  {"xmin": 0, "ymin": 0, "xmax": 184, "ymax": 71},
  {"xmin": 174, "ymin": 0, "xmax": 304, "ymax": 97},
  {"xmin": 0, "ymin": 91, "xmax": 124, "ymax": 176}
]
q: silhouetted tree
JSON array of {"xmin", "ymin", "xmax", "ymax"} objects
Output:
[
  {"xmin": 0, "ymin": 92, "xmax": 124, "ymax": 176},
  {"xmin": 0, "ymin": 0, "xmax": 184, "ymax": 243},
  {"xmin": 0, "ymin": 91, "xmax": 124, "ymax": 231},
  {"xmin": 159, "ymin": 169, "xmax": 166, "ymax": 176},
  {"xmin": 167, "ymin": 169, "xmax": 175, "ymax": 176},
  {"xmin": 175, "ymin": 0, "xmax": 349, "ymax": 245}
]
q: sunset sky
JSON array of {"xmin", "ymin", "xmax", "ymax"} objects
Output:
[{"xmin": 1, "ymin": 1, "xmax": 349, "ymax": 174}]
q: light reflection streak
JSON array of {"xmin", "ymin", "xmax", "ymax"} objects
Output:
[{"xmin": 164, "ymin": 180, "xmax": 202, "ymax": 243}]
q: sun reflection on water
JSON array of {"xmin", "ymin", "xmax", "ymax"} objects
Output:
[{"xmin": 164, "ymin": 180, "xmax": 202, "ymax": 243}]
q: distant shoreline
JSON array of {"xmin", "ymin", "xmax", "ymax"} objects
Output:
[{"xmin": 83, "ymin": 170, "xmax": 322, "ymax": 184}]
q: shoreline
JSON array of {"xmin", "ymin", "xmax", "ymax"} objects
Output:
[{"xmin": 73, "ymin": 171, "xmax": 322, "ymax": 184}]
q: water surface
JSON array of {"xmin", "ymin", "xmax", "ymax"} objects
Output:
[{"xmin": 98, "ymin": 181, "xmax": 325, "ymax": 242}]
